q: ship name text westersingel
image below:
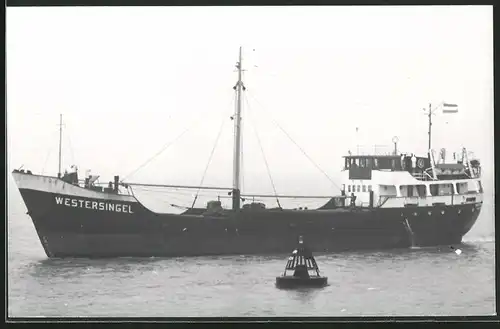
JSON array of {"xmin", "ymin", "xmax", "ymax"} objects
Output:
[{"xmin": 55, "ymin": 196, "xmax": 134, "ymax": 214}]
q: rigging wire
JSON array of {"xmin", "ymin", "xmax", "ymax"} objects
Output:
[
  {"xmin": 134, "ymin": 183, "xmax": 328, "ymax": 210},
  {"xmin": 121, "ymin": 92, "xmax": 235, "ymax": 182},
  {"xmin": 130, "ymin": 186, "xmax": 190, "ymax": 209},
  {"xmin": 246, "ymin": 90, "xmax": 341, "ymax": 191},
  {"xmin": 240, "ymin": 113, "xmax": 245, "ymax": 195},
  {"xmin": 191, "ymin": 95, "xmax": 234, "ymax": 208},
  {"xmin": 244, "ymin": 94, "xmax": 282, "ymax": 208},
  {"xmin": 122, "ymin": 125, "xmax": 195, "ymax": 182},
  {"xmin": 134, "ymin": 185, "xmax": 225, "ymax": 195},
  {"xmin": 41, "ymin": 147, "xmax": 54, "ymax": 175},
  {"xmin": 41, "ymin": 128, "xmax": 60, "ymax": 175}
]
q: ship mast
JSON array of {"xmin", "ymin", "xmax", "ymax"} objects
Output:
[
  {"xmin": 58, "ymin": 114, "xmax": 63, "ymax": 178},
  {"xmin": 426, "ymin": 103, "xmax": 432, "ymax": 151},
  {"xmin": 232, "ymin": 47, "xmax": 245, "ymax": 210}
]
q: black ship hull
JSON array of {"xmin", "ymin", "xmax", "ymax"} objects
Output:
[{"xmin": 13, "ymin": 173, "xmax": 481, "ymax": 258}]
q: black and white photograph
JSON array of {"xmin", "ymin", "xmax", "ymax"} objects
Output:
[{"xmin": 6, "ymin": 5, "xmax": 495, "ymax": 318}]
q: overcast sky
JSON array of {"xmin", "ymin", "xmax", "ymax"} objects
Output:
[{"xmin": 7, "ymin": 6, "xmax": 493, "ymax": 198}]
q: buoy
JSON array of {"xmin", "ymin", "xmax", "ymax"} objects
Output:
[
  {"xmin": 450, "ymin": 246, "xmax": 462, "ymax": 255},
  {"xmin": 275, "ymin": 236, "xmax": 328, "ymax": 289}
]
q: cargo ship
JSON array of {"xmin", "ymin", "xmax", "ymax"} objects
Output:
[{"xmin": 11, "ymin": 47, "xmax": 483, "ymax": 258}]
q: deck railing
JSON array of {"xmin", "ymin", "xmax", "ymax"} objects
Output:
[{"xmin": 411, "ymin": 171, "xmax": 436, "ymax": 181}]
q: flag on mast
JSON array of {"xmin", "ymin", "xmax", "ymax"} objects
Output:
[{"xmin": 442, "ymin": 103, "xmax": 458, "ymax": 113}]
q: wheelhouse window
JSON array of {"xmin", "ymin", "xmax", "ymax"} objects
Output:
[
  {"xmin": 348, "ymin": 185, "xmax": 351, "ymax": 192},
  {"xmin": 368, "ymin": 185, "xmax": 372, "ymax": 192},
  {"xmin": 378, "ymin": 158, "xmax": 390, "ymax": 169},
  {"xmin": 357, "ymin": 185, "xmax": 361, "ymax": 192},
  {"xmin": 362, "ymin": 185, "xmax": 367, "ymax": 192}
]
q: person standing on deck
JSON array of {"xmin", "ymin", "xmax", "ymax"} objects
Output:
[
  {"xmin": 350, "ymin": 193, "xmax": 357, "ymax": 208},
  {"xmin": 411, "ymin": 154, "xmax": 417, "ymax": 174}
]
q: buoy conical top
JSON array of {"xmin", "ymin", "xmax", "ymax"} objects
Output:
[{"xmin": 275, "ymin": 235, "xmax": 328, "ymax": 289}]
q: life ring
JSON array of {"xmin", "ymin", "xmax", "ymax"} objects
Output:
[{"xmin": 417, "ymin": 158, "xmax": 425, "ymax": 169}]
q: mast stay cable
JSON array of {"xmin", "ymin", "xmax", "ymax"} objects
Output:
[
  {"xmin": 41, "ymin": 146, "xmax": 54, "ymax": 175},
  {"xmin": 190, "ymin": 93, "xmax": 235, "ymax": 208},
  {"xmin": 41, "ymin": 128, "xmax": 59, "ymax": 175},
  {"xmin": 246, "ymin": 90, "xmax": 341, "ymax": 191},
  {"xmin": 122, "ymin": 92, "xmax": 236, "ymax": 182},
  {"xmin": 121, "ymin": 126, "xmax": 193, "ymax": 182},
  {"xmin": 244, "ymin": 94, "xmax": 282, "ymax": 208}
]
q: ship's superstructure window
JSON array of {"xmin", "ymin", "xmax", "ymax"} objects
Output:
[
  {"xmin": 362, "ymin": 185, "xmax": 367, "ymax": 192},
  {"xmin": 429, "ymin": 183, "xmax": 454, "ymax": 196},
  {"xmin": 368, "ymin": 185, "xmax": 372, "ymax": 192},
  {"xmin": 441, "ymin": 183, "xmax": 454, "ymax": 195},
  {"xmin": 416, "ymin": 185, "xmax": 426, "ymax": 197},
  {"xmin": 357, "ymin": 185, "xmax": 361, "ymax": 192},
  {"xmin": 400, "ymin": 185, "xmax": 427, "ymax": 197},
  {"xmin": 348, "ymin": 185, "xmax": 351, "ymax": 192},
  {"xmin": 379, "ymin": 185, "xmax": 397, "ymax": 196},
  {"xmin": 377, "ymin": 158, "xmax": 393, "ymax": 170},
  {"xmin": 344, "ymin": 154, "xmax": 429, "ymax": 174},
  {"xmin": 430, "ymin": 184, "xmax": 439, "ymax": 196},
  {"xmin": 456, "ymin": 182, "xmax": 468, "ymax": 194}
]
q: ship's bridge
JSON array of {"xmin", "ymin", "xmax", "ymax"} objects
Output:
[{"xmin": 343, "ymin": 154, "xmax": 431, "ymax": 180}]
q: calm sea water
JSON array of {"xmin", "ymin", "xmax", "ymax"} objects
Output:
[{"xmin": 7, "ymin": 185, "xmax": 496, "ymax": 318}]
